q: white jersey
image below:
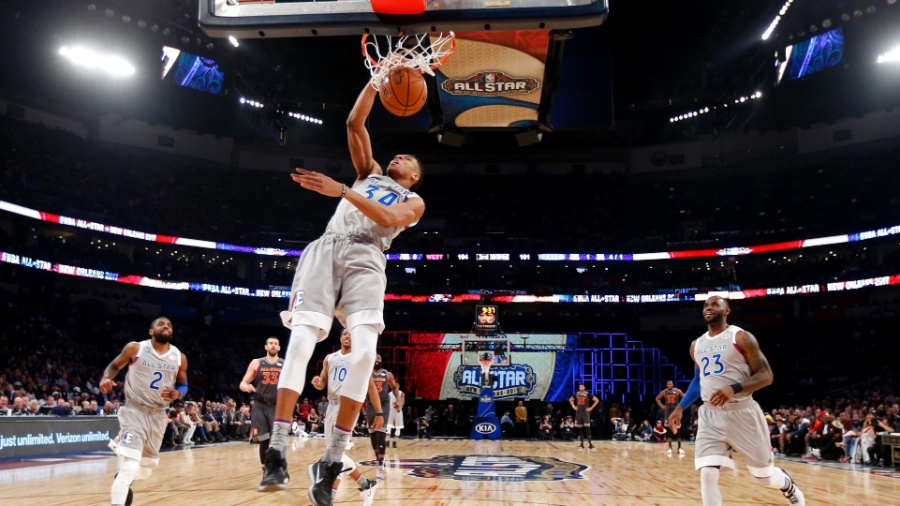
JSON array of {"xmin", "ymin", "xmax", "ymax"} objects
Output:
[
  {"xmin": 124, "ymin": 340, "xmax": 182, "ymax": 409},
  {"xmin": 324, "ymin": 174, "xmax": 421, "ymax": 252},
  {"xmin": 325, "ymin": 350, "xmax": 352, "ymax": 405},
  {"xmin": 694, "ymin": 325, "xmax": 752, "ymax": 403}
]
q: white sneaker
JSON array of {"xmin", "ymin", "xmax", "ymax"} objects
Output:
[
  {"xmin": 376, "ymin": 465, "xmax": 385, "ymax": 480},
  {"xmin": 678, "ymin": 448, "xmax": 685, "ymax": 456},
  {"xmin": 666, "ymin": 448, "xmax": 672, "ymax": 457},
  {"xmin": 781, "ymin": 469, "xmax": 805, "ymax": 506},
  {"xmin": 360, "ymin": 479, "xmax": 378, "ymax": 506},
  {"xmin": 346, "ymin": 440, "xmax": 354, "ymax": 450}
]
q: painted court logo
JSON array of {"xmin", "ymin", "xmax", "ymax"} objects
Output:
[
  {"xmin": 441, "ymin": 72, "xmax": 540, "ymax": 96},
  {"xmin": 361, "ymin": 455, "xmax": 588, "ymax": 481}
]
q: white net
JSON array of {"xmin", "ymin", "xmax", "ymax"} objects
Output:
[{"xmin": 362, "ymin": 32, "xmax": 456, "ymax": 90}]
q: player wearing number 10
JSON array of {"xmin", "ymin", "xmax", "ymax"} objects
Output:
[
  {"xmin": 240, "ymin": 336, "xmax": 284, "ymax": 475},
  {"xmin": 259, "ymin": 78, "xmax": 425, "ymax": 506},
  {"xmin": 100, "ymin": 317, "xmax": 189, "ymax": 506},
  {"xmin": 667, "ymin": 296, "xmax": 805, "ymax": 506}
]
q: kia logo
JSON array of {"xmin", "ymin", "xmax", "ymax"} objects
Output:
[{"xmin": 475, "ymin": 423, "xmax": 496, "ymax": 434}]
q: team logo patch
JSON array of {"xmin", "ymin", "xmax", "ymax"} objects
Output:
[
  {"xmin": 291, "ymin": 291, "xmax": 304, "ymax": 311},
  {"xmin": 359, "ymin": 455, "xmax": 588, "ymax": 481},
  {"xmin": 121, "ymin": 431, "xmax": 135, "ymax": 445}
]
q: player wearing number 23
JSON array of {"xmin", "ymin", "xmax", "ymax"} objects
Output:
[
  {"xmin": 667, "ymin": 297, "xmax": 805, "ymax": 506},
  {"xmin": 100, "ymin": 317, "xmax": 189, "ymax": 506}
]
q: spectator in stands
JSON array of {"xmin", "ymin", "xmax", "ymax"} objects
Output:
[
  {"xmin": 515, "ymin": 400, "xmax": 529, "ymax": 437},
  {"xmin": 536, "ymin": 415, "xmax": 556, "ymax": 440},
  {"xmin": 636, "ymin": 420, "xmax": 653, "ymax": 441},
  {"xmin": 858, "ymin": 413, "xmax": 877, "ymax": 464},
  {"xmin": 416, "ymin": 416, "xmax": 431, "ymax": 439},
  {"xmin": 174, "ymin": 403, "xmax": 195, "ymax": 445},
  {"xmin": 307, "ymin": 408, "xmax": 320, "ymax": 434},
  {"xmin": 317, "ymin": 395, "xmax": 328, "ymax": 419},
  {"xmin": 500, "ymin": 411, "xmax": 515, "ymax": 436},
  {"xmin": 50, "ymin": 399, "xmax": 72, "ymax": 417},
  {"xmin": 0, "ymin": 396, "xmax": 8, "ymax": 415},
  {"xmin": 11, "ymin": 396, "xmax": 30, "ymax": 415},
  {"xmin": 652, "ymin": 420, "xmax": 667, "ymax": 442},
  {"xmin": 28, "ymin": 399, "xmax": 41, "ymax": 415},
  {"xmin": 771, "ymin": 415, "xmax": 788, "ymax": 455},
  {"xmin": 559, "ymin": 416, "xmax": 576, "ymax": 440}
]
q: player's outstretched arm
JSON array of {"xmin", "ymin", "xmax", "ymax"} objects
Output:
[
  {"xmin": 99, "ymin": 342, "xmax": 139, "ymax": 393},
  {"xmin": 239, "ymin": 359, "xmax": 260, "ymax": 393},
  {"xmin": 290, "ymin": 168, "xmax": 424, "ymax": 229},
  {"xmin": 347, "ymin": 80, "xmax": 383, "ymax": 181}
]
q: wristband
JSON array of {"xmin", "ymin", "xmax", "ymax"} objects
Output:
[
  {"xmin": 176, "ymin": 382, "xmax": 189, "ymax": 398},
  {"xmin": 730, "ymin": 383, "xmax": 744, "ymax": 394},
  {"xmin": 341, "ymin": 184, "xmax": 347, "ymax": 196},
  {"xmin": 374, "ymin": 413, "xmax": 383, "ymax": 417}
]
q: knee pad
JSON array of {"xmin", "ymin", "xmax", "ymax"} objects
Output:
[
  {"xmin": 340, "ymin": 453, "xmax": 357, "ymax": 474},
  {"xmin": 377, "ymin": 432, "xmax": 386, "ymax": 454},
  {"xmin": 341, "ymin": 325, "xmax": 378, "ymax": 402},
  {"xmin": 278, "ymin": 325, "xmax": 319, "ymax": 392},
  {"xmin": 748, "ymin": 465, "xmax": 786, "ymax": 488},
  {"xmin": 117, "ymin": 457, "xmax": 141, "ymax": 483}
]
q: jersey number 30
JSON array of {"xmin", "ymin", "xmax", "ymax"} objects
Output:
[{"xmin": 701, "ymin": 354, "xmax": 725, "ymax": 376}]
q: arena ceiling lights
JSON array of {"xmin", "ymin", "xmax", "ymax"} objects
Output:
[
  {"xmin": 59, "ymin": 45, "xmax": 135, "ymax": 77},
  {"xmin": 762, "ymin": 0, "xmax": 795, "ymax": 41},
  {"xmin": 877, "ymin": 44, "xmax": 900, "ymax": 63}
]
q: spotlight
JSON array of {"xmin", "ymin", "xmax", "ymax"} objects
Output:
[
  {"xmin": 206, "ymin": 42, "xmax": 214, "ymax": 50},
  {"xmin": 151, "ymin": 24, "xmax": 159, "ymax": 32},
  {"xmin": 137, "ymin": 20, "xmax": 147, "ymax": 29},
  {"xmin": 181, "ymin": 36, "xmax": 190, "ymax": 44},
  {"xmin": 104, "ymin": 9, "xmax": 114, "ymax": 17},
  {"xmin": 162, "ymin": 27, "xmax": 171, "ymax": 36},
  {"xmin": 228, "ymin": 35, "xmax": 239, "ymax": 47},
  {"xmin": 121, "ymin": 15, "xmax": 130, "ymax": 23},
  {"xmin": 822, "ymin": 19, "xmax": 831, "ymax": 28},
  {"xmin": 87, "ymin": 4, "xmax": 96, "ymax": 12}
]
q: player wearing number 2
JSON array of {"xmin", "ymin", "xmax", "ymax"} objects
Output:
[
  {"xmin": 100, "ymin": 317, "xmax": 189, "ymax": 506},
  {"xmin": 240, "ymin": 336, "xmax": 284, "ymax": 476},
  {"xmin": 667, "ymin": 296, "xmax": 805, "ymax": 506},
  {"xmin": 259, "ymin": 78, "xmax": 424, "ymax": 506}
]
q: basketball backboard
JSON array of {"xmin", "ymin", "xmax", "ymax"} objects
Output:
[{"xmin": 199, "ymin": 0, "xmax": 609, "ymax": 38}]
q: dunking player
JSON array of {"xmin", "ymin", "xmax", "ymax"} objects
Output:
[
  {"xmin": 656, "ymin": 380, "xmax": 685, "ymax": 456},
  {"xmin": 100, "ymin": 317, "xmax": 189, "ymax": 506},
  {"xmin": 239, "ymin": 337, "xmax": 284, "ymax": 476},
  {"xmin": 668, "ymin": 296, "xmax": 806, "ymax": 506},
  {"xmin": 386, "ymin": 386, "xmax": 405, "ymax": 448},
  {"xmin": 312, "ymin": 329, "xmax": 379, "ymax": 506},
  {"xmin": 367, "ymin": 354, "xmax": 400, "ymax": 479},
  {"xmin": 569, "ymin": 383, "xmax": 599, "ymax": 449},
  {"xmin": 258, "ymin": 75, "xmax": 424, "ymax": 506}
]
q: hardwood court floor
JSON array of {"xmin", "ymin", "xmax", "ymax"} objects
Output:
[{"xmin": 1, "ymin": 438, "xmax": 898, "ymax": 505}]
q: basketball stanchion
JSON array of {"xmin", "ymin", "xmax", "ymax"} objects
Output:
[{"xmin": 470, "ymin": 353, "xmax": 501, "ymax": 440}]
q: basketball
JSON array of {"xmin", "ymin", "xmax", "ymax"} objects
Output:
[{"xmin": 379, "ymin": 66, "xmax": 427, "ymax": 117}]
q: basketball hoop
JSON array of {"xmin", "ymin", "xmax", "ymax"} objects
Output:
[
  {"xmin": 362, "ymin": 32, "xmax": 456, "ymax": 90},
  {"xmin": 479, "ymin": 357, "xmax": 492, "ymax": 386}
]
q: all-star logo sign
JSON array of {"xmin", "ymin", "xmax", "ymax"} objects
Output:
[
  {"xmin": 454, "ymin": 364, "xmax": 536, "ymax": 399},
  {"xmin": 441, "ymin": 71, "xmax": 540, "ymax": 96},
  {"xmin": 361, "ymin": 455, "xmax": 589, "ymax": 481}
]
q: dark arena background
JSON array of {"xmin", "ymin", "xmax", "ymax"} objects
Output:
[{"xmin": 1, "ymin": 1, "xmax": 900, "ymax": 505}]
